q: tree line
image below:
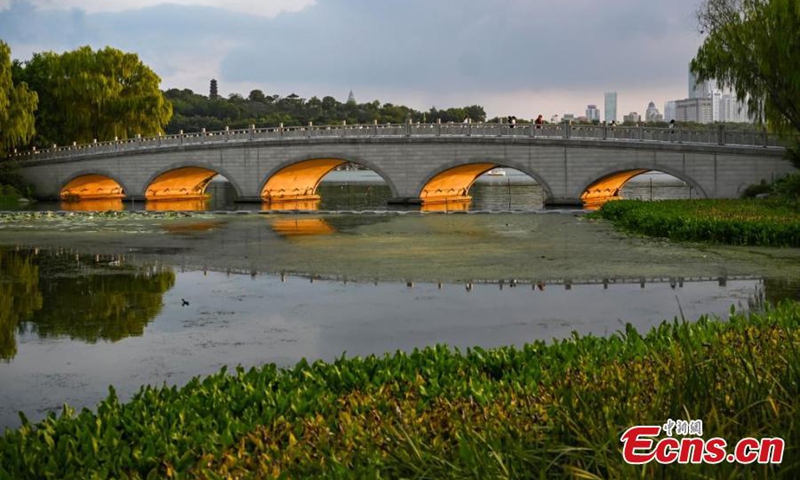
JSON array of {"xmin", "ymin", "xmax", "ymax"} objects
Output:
[{"xmin": 164, "ymin": 87, "xmax": 486, "ymax": 135}]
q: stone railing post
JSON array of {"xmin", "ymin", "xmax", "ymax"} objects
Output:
[
  {"xmin": 225, "ymin": 126, "xmax": 230, "ymax": 142},
  {"xmin": 762, "ymin": 128, "xmax": 768, "ymax": 147},
  {"xmin": 374, "ymin": 119, "xmax": 378, "ymax": 136},
  {"xmin": 602, "ymin": 123, "xmax": 608, "ymax": 140},
  {"xmin": 157, "ymin": 132, "xmax": 162, "ymax": 147},
  {"xmin": 179, "ymin": 130, "xmax": 184, "ymax": 145},
  {"xmin": 201, "ymin": 128, "xmax": 206, "ymax": 143},
  {"xmin": 308, "ymin": 121, "xmax": 313, "ymax": 138},
  {"xmin": 718, "ymin": 124, "xmax": 725, "ymax": 145},
  {"xmin": 279, "ymin": 122, "xmax": 284, "ymax": 137},
  {"xmin": 249, "ymin": 124, "xmax": 255, "ymax": 140},
  {"xmin": 437, "ymin": 118, "xmax": 441, "ymax": 136},
  {"xmin": 564, "ymin": 123, "xmax": 571, "ymax": 139},
  {"xmin": 638, "ymin": 125, "xmax": 644, "ymax": 141}
]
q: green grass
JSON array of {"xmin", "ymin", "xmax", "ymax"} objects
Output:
[
  {"xmin": 1, "ymin": 303, "xmax": 799, "ymax": 479},
  {"xmin": 0, "ymin": 185, "xmax": 21, "ymax": 207},
  {"xmin": 595, "ymin": 199, "xmax": 800, "ymax": 247}
]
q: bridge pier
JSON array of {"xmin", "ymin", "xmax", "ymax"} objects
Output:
[
  {"xmin": 236, "ymin": 196, "xmax": 266, "ymax": 204},
  {"xmin": 543, "ymin": 197, "xmax": 584, "ymax": 208},
  {"xmin": 387, "ymin": 197, "xmax": 423, "ymax": 205}
]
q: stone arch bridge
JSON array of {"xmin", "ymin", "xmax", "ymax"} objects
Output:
[{"xmin": 11, "ymin": 122, "xmax": 794, "ymax": 209}]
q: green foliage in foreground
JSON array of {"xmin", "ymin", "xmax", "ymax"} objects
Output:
[
  {"xmin": 1, "ymin": 304, "xmax": 798, "ymax": 479},
  {"xmin": 596, "ymin": 199, "xmax": 800, "ymax": 247}
]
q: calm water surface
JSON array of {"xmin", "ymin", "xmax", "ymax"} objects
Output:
[
  {"xmin": 1, "ymin": 245, "xmax": 794, "ymax": 429},
  {"xmin": 0, "ymin": 175, "xmax": 795, "ymax": 430}
]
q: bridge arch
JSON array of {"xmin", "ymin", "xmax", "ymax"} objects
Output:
[
  {"xmin": 142, "ymin": 162, "xmax": 245, "ymax": 201},
  {"xmin": 259, "ymin": 155, "xmax": 399, "ymax": 206},
  {"xmin": 60, "ymin": 170, "xmax": 130, "ymax": 200},
  {"xmin": 578, "ymin": 163, "xmax": 708, "ymax": 209},
  {"xmin": 415, "ymin": 159, "xmax": 555, "ymax": 206}
]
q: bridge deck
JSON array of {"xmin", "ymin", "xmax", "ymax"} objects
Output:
[{"xmin": 9, "ymin": 122, "xmax": 786, "ymax": 164}]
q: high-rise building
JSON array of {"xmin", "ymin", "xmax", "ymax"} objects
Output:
[
  {"xmin": 664, "ymin": 101, "xmax": 677, "ymax": 122},
  {"xmin": 645, "ymin": 101, "xmax": 663, "ymax": 122},
  {"xmin": 675, "ymin": 98, "xmax": 713, "ymax": 123},
  {"xmin": 680, "ymin": 62, "xmax": 752, "ymax": 123},
  {"xmin": 718, "ymin": 94, "xmax": 751, "ymax": 123},
  {"xmin": 586, "ymin": 104, "xmax": 600, "ymax": 122},
  {"xmin": 604, "ymin": 92, "xmax": 617, "ymax": 123},
  {"xmin": 623, "ymin": 112, "xmax": 641, "ymax": 124},
  {"xmin": 689, "ymin": 68, "xmax": 716, "ymax": 99}
]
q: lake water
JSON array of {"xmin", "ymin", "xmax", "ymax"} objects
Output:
[{"xmin": 1, "ymin": 173, "xmax": 797, "ymax": 430}]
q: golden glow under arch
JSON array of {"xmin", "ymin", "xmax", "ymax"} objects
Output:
[
  {"xmin": 145, "ymin": 167, "xmax": 219, "ymax": 201},
  {"xmin": 261, "ymin": 159, "xmax": 347, "ymax": 205},
  {"xmin": 581, "ymin": 169, "xmax": 650, "ymax": 210},
  {"xmin": 419, "ymin": 163, "xmax": 496, "ymax": 205},
  {"xmin": 61, "ymin": 174, "xmax": 125, "ymax": 201}
]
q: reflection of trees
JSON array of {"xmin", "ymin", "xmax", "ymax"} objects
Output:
[
  {"xmin": 763, "ymin": 278, "xmax": 800, "ymax": 306},
  {"xmin": 0, "ymin": 251, "xmax": 42, "ymax": 361},
  {"xmin": 33, "ymin": 270, "xmax": 175, "ymax": 342},
  {"xmin": 0, "ymin": 249, "xmax": 175, "ymax": 360}
]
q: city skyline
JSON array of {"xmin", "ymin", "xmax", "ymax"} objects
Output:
[{"xmin": 1, "ymin": 0, "xmax": 706, "ymax": 119}]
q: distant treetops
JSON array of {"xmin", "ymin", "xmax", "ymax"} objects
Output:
[{"xmin": 163, "ymin": 85, "xmax": 486, "ymax": 136}]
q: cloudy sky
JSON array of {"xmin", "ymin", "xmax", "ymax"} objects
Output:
[{"xmin": 0, "ymin": 0, "xmax": 706, "ymax": 119}]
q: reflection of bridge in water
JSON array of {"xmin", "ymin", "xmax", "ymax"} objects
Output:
[
  {"xmin": 13, "ymin": 122, "xmax": 792, "ymax": 210},
  {"xmin": 6, "ymin": 244, "xmax": 763, "ymax": 289}
]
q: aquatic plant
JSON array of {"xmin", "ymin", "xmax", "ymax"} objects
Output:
[
  {"xmin": 595, "ymin": 199, "xmax": 800, "ymax": 247},
  {"xmin": 0, "ymin": 303, "xmax": 798, "ymax": 479}
]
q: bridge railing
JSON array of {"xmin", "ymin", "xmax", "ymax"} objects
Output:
[{"xmin": 7, "ymin": 122, "xmax": 787, "ymax": 163}]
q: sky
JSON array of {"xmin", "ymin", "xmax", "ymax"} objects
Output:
[{"xmin": 0, "ymin": 0, "xmax": 706, "ymax": 120}]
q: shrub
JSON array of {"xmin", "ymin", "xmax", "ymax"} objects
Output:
[{"xmin": 595, "ymin": 199, "xmax": 800, "ymax": 247}]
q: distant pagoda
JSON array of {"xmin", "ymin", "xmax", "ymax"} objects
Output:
[{"xmin": 209, "ymin": 79, "xmax": 219, "ymax": 100}]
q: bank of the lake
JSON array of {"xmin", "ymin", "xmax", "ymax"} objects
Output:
[
  {"xmin": 0, "ymin": 302, "xmax": 797, "ymax": 479},
  {"xmin": 595, "ymin": 199, "xmax": 800, "ymax": 247}
]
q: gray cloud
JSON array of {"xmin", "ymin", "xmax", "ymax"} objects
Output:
[{"xmin": 0, "ymin": 0, "xmax": 704, "ymax": 115}]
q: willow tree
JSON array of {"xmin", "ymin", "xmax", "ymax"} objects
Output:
[
  {"xmin": 16, "ymin": 46, "xmax": 172, "ymax": 145},
  {"xmin": 691, "ymin": 0, "xmax": 800, "ymax": 135},
  {"xmin": 0, "ymin": 41, "xmax": 38, "ymax": 152}
]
